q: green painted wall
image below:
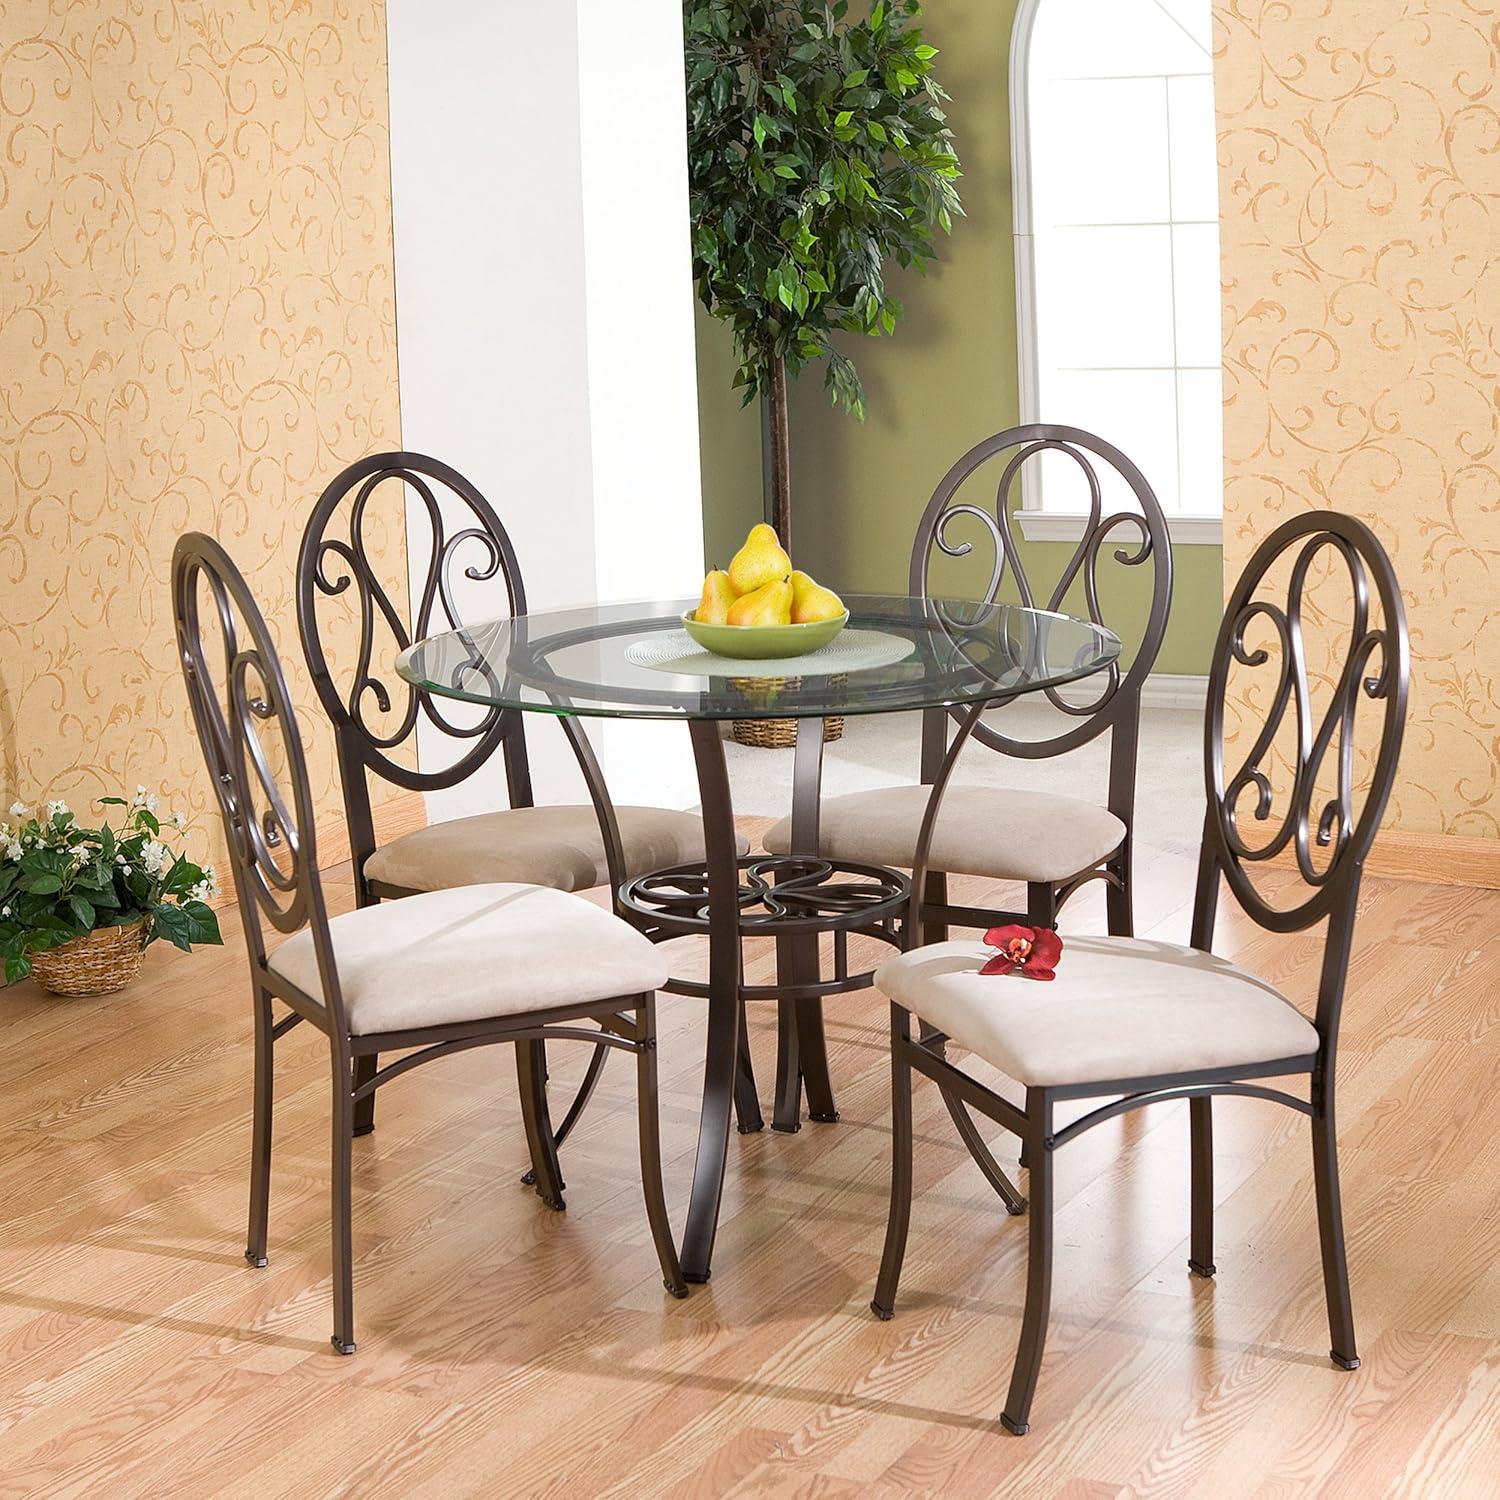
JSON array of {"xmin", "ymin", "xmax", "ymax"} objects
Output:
[
  {"xmin": 694, "ymin": 306, "xmax": 765, "ymax": 571},
  {"xmin": 694, "ymin": 0, "xmax": 1221, "ymax": 675}
]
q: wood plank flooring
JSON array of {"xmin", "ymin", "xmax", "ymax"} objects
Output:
[{"xmin": 1, "ymin": 818, "xmax": 1497, "ymax": 1496}]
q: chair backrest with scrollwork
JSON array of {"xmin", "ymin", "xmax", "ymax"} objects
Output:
[
  {"xmin": 910, "ymin": 425, "xmax": 1173, "ymax": 808},
  {"xmin": 296, "ymin": 453, "xmax": 533, "ymax": 893},
  {"xmin": 172, "ymin": 532, "xmax": 349, "ymax": 1034},
  {"xmin": 1196, "ymin": 512, "xmax": 1408, "ymax": 955}
]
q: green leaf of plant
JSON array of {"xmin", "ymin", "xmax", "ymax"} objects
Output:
[
  {"xmin": 151, "ymin": 902, "xmax": 193, "ymax": 953},
  {"xmin": 179, "ymin": 900, "xmax": 223, "ymax": 947},
  {"xmin": 68, "ymin": 896, "xmax": 95, "ymax": 931}
]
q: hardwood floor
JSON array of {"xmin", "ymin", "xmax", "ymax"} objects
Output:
[{"xmin": 0, "ymin": 820, "xmax": 1496, "ymax": 1496}]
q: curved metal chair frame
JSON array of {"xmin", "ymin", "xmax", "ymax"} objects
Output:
[
  {"xmin": 175, "ymin": 532, "xmax": 685, "ymax": 1354},
  {"xmin": 908, "ymin": 422, "xmax": 1174, "ymax": 938},
  {"xmin": 295, "ymin": 452, "xmax": 622, "ymax": 1189},
  {"xmin": 874, "ymin": 511, "xmax": 1410, "ymax": 1434}
]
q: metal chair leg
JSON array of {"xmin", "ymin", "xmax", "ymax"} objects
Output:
[
  {"xmin": 1002, "ymin": 1090, "xmax": 1054, "ymax": 1435},
  {"xmin": 246, "ymin": 987, "xmax": 274, "ymax": 1268},
  {"xmin": 872, "ymin": 1006, "xmax": 915, "ymax": 1320},
  {"xmin": 330, "ymin": 1053, "xmax": 357, "ymax": 1355},
  {"xmin": 519, "ymin": 1039, "xmax": 612, "ymax": 1185},
  {"xmin": 1026, "ymin": 882, "xmax": 1058, "ymax": 928},
  {"xmin": 922, "ymin": 870, "xmax": 950, "ymax": 945},
  {"xmin": 1312, "ymin": 1102, "xmax": 1359, "ymax": 1369},
  {"xmin": 1015, "ymin": 891, "xmax": 1056, "ymax": 1176},
  {"xmin": 517, "ymin": 1041, "xmax": 566, "ymax": 1210},
  {"xmin": 635, "ymin": 996, "xmax": 689, "ymax": 1299},
  {"xmin": 941, "ymin": 1088, "xmax": 1027, "ymax": 1215},
  {"xmin": 352, "ymin": 1053, "xmax": 378, "ymax": 1137},
  {"xmin": 1189, "ymin": 1096, "xmax": 1215, "ymax": 1275},
  {"xmin": 1105, "ymin": 846, "xmax": 1134, "ymax": 938}
]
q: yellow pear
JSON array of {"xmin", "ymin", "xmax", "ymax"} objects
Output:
[
  {"xmin": 789, "ymin": 570, "xmax": 845, "ymax": 624},
  {"xmin": 695, "ymin": 569, "xmax": 738, "ymax": 625},
  {"xmin": 727, "ymin": 523, "xmax": 793, "ymax": 595},
  {"xmin": 726, "ymin": 576, "xmax": 792, "ymax": 627}
]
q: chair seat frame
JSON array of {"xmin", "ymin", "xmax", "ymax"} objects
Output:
[
  {"xmin": 252, "ymin": 959, "xmax": 686, "ymax": 1352},
  {"xmin": 872, "ymin": 1008, "xmax": 1330, "ymax": 1432}
]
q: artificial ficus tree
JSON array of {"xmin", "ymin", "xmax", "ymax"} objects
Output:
[{"xmin": 685, "ymin": 0, "xmax": 962, "ymax": 546}]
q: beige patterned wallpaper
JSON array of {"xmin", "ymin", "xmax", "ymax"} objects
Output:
[
  {"xmin": 1214, "ymin": 0, "xmax": 1499, "ymax": 854},
  {"xmin": 0, "ymin": 1, "xmax": 403, "ymax": 864}
]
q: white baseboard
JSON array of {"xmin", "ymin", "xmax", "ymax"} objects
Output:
[
  {"xmin": 1048, "ymin": 673, "xmax": 1207, "ymax": 713},
  {"xmin": 1139, "ymin": 674, "xmax": 1209, "ymax": 710}
]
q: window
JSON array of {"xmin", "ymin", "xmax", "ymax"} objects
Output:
[{"xmin": 1013, "ymin": 0, "xmax": 1222, "ymax": 541}]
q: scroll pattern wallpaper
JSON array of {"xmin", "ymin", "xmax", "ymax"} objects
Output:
[
  {"xmin": 0, "ymin": 0, "xmax": 403, "ymax": 864},
  {"xmin": 1214, "ymin": 0, "xmax": 1499, "ymax": 844}
]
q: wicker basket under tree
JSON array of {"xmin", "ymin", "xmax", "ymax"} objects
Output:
[
  {"xmin": 1, "ymin": 791, "xmax": 223, "ymax": 998},
  {"xmin": 728, "ymin": 674, "xmax": 847, "ymax": 749},
  {"xmin": 686, "ymin": 0, "xmax": 962, "ymax": 747}
]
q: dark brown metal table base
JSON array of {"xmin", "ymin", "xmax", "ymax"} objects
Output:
[{"xmin": 629, "ymin": 721, "xmax": 909, "ymax": 1283}]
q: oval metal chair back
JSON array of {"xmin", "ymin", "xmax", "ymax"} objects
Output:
[
  {"xmin": 908, "ymin": 422, "xmax": 1174, "ymax": 933},
  {"xmin": 296, "ymin": 452, "xmax": 533, "ymax": 901},
  {"xmin": 173, "ymin": 531, "xmax": 348, "ymax": 1036}
]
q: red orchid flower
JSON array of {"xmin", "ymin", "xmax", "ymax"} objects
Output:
[{"xmin": 980, "ymin": 924, "xmax": 1063, "ymax": 981}]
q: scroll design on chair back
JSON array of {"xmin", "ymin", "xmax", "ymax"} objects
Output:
[
  {"xmin": 1203, "ymin": 512, "xmax": 1409, "ymax": 933},
  {"xmin": 172, "ymin": 534, "xmax": 344, "ymax": 1028},
  {"xmin": 909, "ymin": 424, "xmax": 1172, "ymax": 758},
  {"xmin": 297, "ymin": 452, "xmax": 528, "ymax": 797}
]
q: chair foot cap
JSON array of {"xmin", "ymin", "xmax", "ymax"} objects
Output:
[
  {"xmin": 1188, "ymin": 1259, "xmax": 1217, "ymax": 1277},
  {"xmin": 665, "ymin": 1279, "xmax": 690, "ymax": 1299},
  {"xmin": 330, "ymin": 1336, "xmax": 357, "ymax": 1356},
  {"xmin": 870, "ymin": 1299, "xmax": 894, "ymax": 1321},
  {"xmin": 1000, "ymin": 1414, "xmax": 1029, "ymax": 1437},
  {"xmin": 244, "ymin": 1252, "xmax": 268, "ymax": 1268},
  {"xmin": 684, "ymin": 1270, "xmax": 711, "ymax": 1285},
  {"xmin": 770, "ymin": 1121, "xmax": 800, "ymax": 1134},
  {"xmin": 809, "ymin": 1111, "xmax": 840, "ymax": 1124},
  {"xmin": 738, "ymin": 1120, "xmax": 767, "ymax": 1134},
  {"xmin": 1005, "ymin": 1199, "xmax": 1029, "ymax": 1217},
  {"xmin": 352, "ymin": 1123, "xmax": 375, "ymax": 1138},
  {"xmin": 520, "ymin": 1169, "xmax": 536, "ymax": 1186},
  {"xmin": 1331, "ymin": 1351, "xmax": 1360, "ymax": 1371}
]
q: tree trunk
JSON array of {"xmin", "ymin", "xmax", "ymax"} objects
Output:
[{"xmin": 765, "ymin": 353, "xmax": 792, "ymax": 546}]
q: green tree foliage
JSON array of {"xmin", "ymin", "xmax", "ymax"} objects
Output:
[{"xmin": 685, "ymin": 0, "xmax": 963, "ymax": 421}]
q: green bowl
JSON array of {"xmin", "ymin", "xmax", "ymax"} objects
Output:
[{"xmin": 681, "ymin": 609, "xmax": 849, "ymax": 660}]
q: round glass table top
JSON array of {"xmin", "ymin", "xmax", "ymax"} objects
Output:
[{"xmin": 396, "ymin": 594, "xmax": 1121, "ymax": 721}]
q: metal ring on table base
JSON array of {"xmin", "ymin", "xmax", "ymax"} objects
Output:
[{"xmin": 620, "ymin": 855, "xmax": 911, "ymax": 998}]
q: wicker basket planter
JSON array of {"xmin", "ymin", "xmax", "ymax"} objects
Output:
[
  {"xmin": 28, "ymin": 919, "xmax": 151, "ymax": 998},
  {"xmin": 728, "ymin": 672, "xmax": 846, "ymax": 748},
  {"xmin": 730, "ymin": 713, "xmax": 844, "ymax": 749}
]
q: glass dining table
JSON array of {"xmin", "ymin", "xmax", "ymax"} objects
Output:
[{"xmin": 397, "ymin": 593, "xmax": 1120, "ymax": 1283}]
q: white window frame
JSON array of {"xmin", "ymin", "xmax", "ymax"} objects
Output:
[{"xmin": 1009, "ymin": 0, "xmax": 1222, "ymax": 545}]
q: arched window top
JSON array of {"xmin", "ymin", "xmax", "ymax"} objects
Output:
[{"xmin": 1012, "ymin": 0, "xmax": 1222, "ymax": 542}]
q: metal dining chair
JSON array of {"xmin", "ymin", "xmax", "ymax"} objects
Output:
[
  {"xmin": 763, "ymin": 424, "xmax": 1172, "ymax": 941},
  {"xmin": 295, "ymin": 452, "xmax": 746, "ymax": 1193},
  {"xmin": 869, "ymin": 511, "xmax": 1408, "ymax": 1434},
  {"xmin": 173, "ymin": 532, "xmax": 687, "ymax": 1354}
]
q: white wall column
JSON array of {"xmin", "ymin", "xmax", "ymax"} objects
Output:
[{"xmin": 386, "ymin": 0, "xmax": 703, "ymax": 816}]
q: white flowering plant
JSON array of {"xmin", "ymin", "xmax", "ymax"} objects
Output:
[{"xmin": 0, "ymin": 790, "xmax": 222, "ymax": 984}]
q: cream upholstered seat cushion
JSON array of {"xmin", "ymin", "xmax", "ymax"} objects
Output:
[
  {"xmin": 267, "ymin": 884, "xmax": 670, "ymax": 1035},
  {"xmin": 364, "ymin": 804, "xmax": 747, "ymax": 895},
  {"xmin": 876, "ymin": 935, "xmax": 1319, "ymax": 1088},
  {"xmin": 762, "ymin": 785, "xmax": 1125, "ymax": 884}
]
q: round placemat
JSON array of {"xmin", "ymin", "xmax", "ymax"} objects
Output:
[{"xmin": 624, "ymin": 628, "xmax": 916, "ymax": 680}]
